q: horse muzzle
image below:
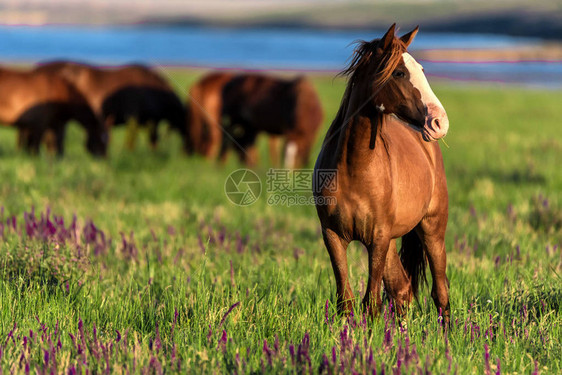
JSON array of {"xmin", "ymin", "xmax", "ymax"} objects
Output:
[{"xmin": 423, "ymin": 105, "xmax": 449, "ymax": 141}]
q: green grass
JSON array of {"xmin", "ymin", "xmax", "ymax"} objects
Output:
[{"xmin": 0, "ymin": 71, "xmax": 561, "ymax": 373}]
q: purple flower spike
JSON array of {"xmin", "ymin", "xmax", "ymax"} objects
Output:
[
  {"xmin": 325, "ymin": 300, "xmax": 331, "ymax": 326},
  {"xmin": 198, "ymin": 234, "xmax": 206, "ymax": 254},
  {"xmin": 153, "ymin": 324, "xmax": 162, "ymax": 353},
  {"xmin": 383, "ymin": 328, "xmax": 392, "ymax": 349},
  {"xmin": 289, "ymin": 344, "xmax": 295, "ymax": 365},
  {"xmin": 484, "ymin": 344, "xmax": 491, "ymax": 375},
  {"xmin": 207, "ymin": 325, "xmax": 213, "ymax": 343},
  {"xmin": 43, "ymin": 349, "xmax": 49, "ymax": 365},
  {"xmin": 263, "ymin": 340, "xmax": 273, "ymax": 367},
  {"xmin": 171, "ymin": 308, "xmax": 179, "ymax": 338},
  {"xmin": 220, "ymin": 302, "xmax": 240, "ymax": 327},
  {"xmin": 217, "ymin": 330, "xmax": 228, "ymax": 352},
  {"xmin": 320, "ymin": 354, "xmax": 330, "ymax": 374},
  {"xmin": 230, "ymin": 260, "xmax": 236, "ymax": 287}
]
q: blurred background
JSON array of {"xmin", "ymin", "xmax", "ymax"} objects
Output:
[{"xmin": 0, "ymin": 0, "xmax": 561, "ymax": 88}]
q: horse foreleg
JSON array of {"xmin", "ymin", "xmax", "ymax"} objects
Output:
[
  {"xmin": 418, "ymin": 219, "xmax": 450, "ymax": 329},
  {"xmin": 242, "ymin": 144, "xmax": 258, "ymax": 167},
  {"xmin": 285, "ymin": 134, "xmax": 314, "ymax": 169},
  {"xmin": 364, "ymin": 237, "xmax": 390, "ymax": 317},
  {"xmin": 42, "ymin": 130, "xmax": 57, "ymax": 155},
  {"xmin": 25, "ymin": 129, "xmax": 44, "ymax": 156},
  {"xmin": 268, "ymin": 136, "xmax": 281, "ymax": 167},
  {"xmin": 383, "ymin": 239, "xmax": 413, "ymax": 317},
  {"xmin": 50, "ymin": 121, "xmax": 67, "ymax": 157},
  {"xmin": 322, "ymin": 228, "xmax": 353, "ymax": 314},
  {"xmin": 17, "ymin": 128, "xmax": 29, "ymax": 151},
  {"xmin": 147, "ymin": 120, "xmax": 158, "ymax": 150},
  {"xmin": 104, "ymin": 114, "xmax": 114, "ymax": 138},
  {"xmin": 218, "ymin": 139, "xmax": 230, "ymax": 165},
  {"xmin": 283, "ymin": 140, "xmax": 298, "ymax": 169},
  {"xmin": 125, "ymin": 117, "xmax": 139, "ymax": 151},
  {"xmin": 296, "ymin": 137, "xmax": 315, "ymax": 169},
  {"xmin": 238, "ymin": 130, "xmax": 258, "ymax": 167}
]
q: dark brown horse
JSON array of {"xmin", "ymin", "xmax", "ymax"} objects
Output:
[
  {"xmin": 313, "ymin": 25, "xmax": 450, "ymax": 324},
  {"xmin": 220, "ymin": 74, "xmax": 324, "ymax": 168},
  {"xmin": 0, "ymin": 67, "xmax": 107, "ymax": 156},
  {"xmin": 35, "ymin": 61, "xmax": 187, "ymax": 150},
  {"xmin": 186, "ymin": 71, "xmax": 234, "ymax": 157}
]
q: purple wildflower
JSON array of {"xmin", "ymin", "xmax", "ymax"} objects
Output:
[
  {"xmin": 220, "ymin": 302, "xmax": 240, "ymax": 327},
  {"xmin": 263, "ymin": 340, "xmax": 273, "ymax": 367},
  {"xmin": 217, "ymin": 330, "xmax": 227, "ymax": 352},
  {"xmin": 484, "ymin": 344, "xmax": 491, "ymax": 375}
]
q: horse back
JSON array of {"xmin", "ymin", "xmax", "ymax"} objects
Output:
[{"xmin": 0, "ymin": 68, "xmax": 79, "ymax": 124}]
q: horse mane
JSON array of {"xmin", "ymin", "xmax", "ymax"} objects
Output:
[{"xmin": 323, "ymin": 36, "xmax": 406, "ymax": 146}]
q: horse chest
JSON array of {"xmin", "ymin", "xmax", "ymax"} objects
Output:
[
  {"xmin": 324, "ymin": 151, "xmax": 434, "ymax": 241},
  {"xmin": 321, "ymin": 174, "xmax": 387, "ymax": 241}
]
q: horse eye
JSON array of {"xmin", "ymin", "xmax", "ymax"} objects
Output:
[{"xmin": 393, "ymin": 71, "xmax": 405, "ymax": 78}]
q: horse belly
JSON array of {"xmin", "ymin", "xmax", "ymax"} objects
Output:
[{"xmin": 390, "ymin": 157, "xmax": 434, "ymax": 238}]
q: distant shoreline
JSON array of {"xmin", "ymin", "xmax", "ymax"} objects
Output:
[
  {"xmin": 138, "ymin": 16, "xmax": 562, "ymax": 43},
  {"xmin": 0, "ymin": 2, "xmax": 560, "ymax": 42}
]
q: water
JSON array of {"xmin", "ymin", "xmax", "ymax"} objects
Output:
[{"xmin": 0, "ymin": 24, "xmax": 560, "ymax": 87}]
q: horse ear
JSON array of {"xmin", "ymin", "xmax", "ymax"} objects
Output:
[
  {"xmin": 400, "ymin": 26, "xmax": 419, "ymax": 48},
  {"xmin": 381, "ymin": 23, "xmax": 396, "ymax": 50}
]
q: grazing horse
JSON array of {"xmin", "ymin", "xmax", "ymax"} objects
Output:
[
  {"xmin": 35, "ymin": 61, "xmax": 187, "ymax": 150},
  {"xmin": 220, "ymin": 74, "xmax": 324, "ymax": 168},
  {"xmin": 0, "ymin": 67, "xmax": 107, "ymax": 156},
  {"xmin": 313, "ymin": 24, "xmax": 450, "ymax": 324},
  {"xmin": 186, "ymin": 71, "xmax": 235, "ymax": 157}
]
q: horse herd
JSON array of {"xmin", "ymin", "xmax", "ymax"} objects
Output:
[{"xmin": 0, "ymin": 61, "xmax": 323, "ymax": 168}]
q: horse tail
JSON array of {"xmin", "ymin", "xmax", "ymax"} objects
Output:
[{"xmin": 399, "ymin": 230, "xmax": 427, "ymax": 299}]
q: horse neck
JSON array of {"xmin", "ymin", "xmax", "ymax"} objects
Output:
[
  {"xmin": 167, "ymin": 98, "xmax": 187, "ymax": 135},
  {"xmin": 323, "ymin": 87, "xmax": 382, "ymax": 167},
  {"xmin": 71, "ymin": 103, "xmax": 101, "ymax": 134}
]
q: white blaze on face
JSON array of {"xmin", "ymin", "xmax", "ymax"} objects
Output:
[{"xmin": 402, "ymin": 52, "xmax": 449, "ymax": 140}]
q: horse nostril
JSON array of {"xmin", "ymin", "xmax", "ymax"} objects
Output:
[{"xmin": 432, "ymin": 118, "xmax": 440, "ymax": 130}]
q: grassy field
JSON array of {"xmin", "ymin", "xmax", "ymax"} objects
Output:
[{"xmin": 0, "ymin": 71, "xmax": 561, "ymax": 374}]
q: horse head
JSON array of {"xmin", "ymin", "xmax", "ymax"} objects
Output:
[{"xmin": 342, "ymin": 24, "xmax": 449, "ymax": 141}]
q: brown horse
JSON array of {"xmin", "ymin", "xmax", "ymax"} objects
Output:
[
  {"xmin": 185, "ymin": 71, "xmax": 234, "ymax": 157},
  {"xmin": 220, "ymin": 74, "xmax": 324, "ymax": 168},
  {"xmin": 35, "ymin": 61, "xmax": 187, "ymax": 150},
  {"xmin": 313, "ymin": 24, "xmax": 450, "ymax": 324},
  {"xmin": 0, "ymin": 66, "xmax": 107, "ymax": 156}
]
